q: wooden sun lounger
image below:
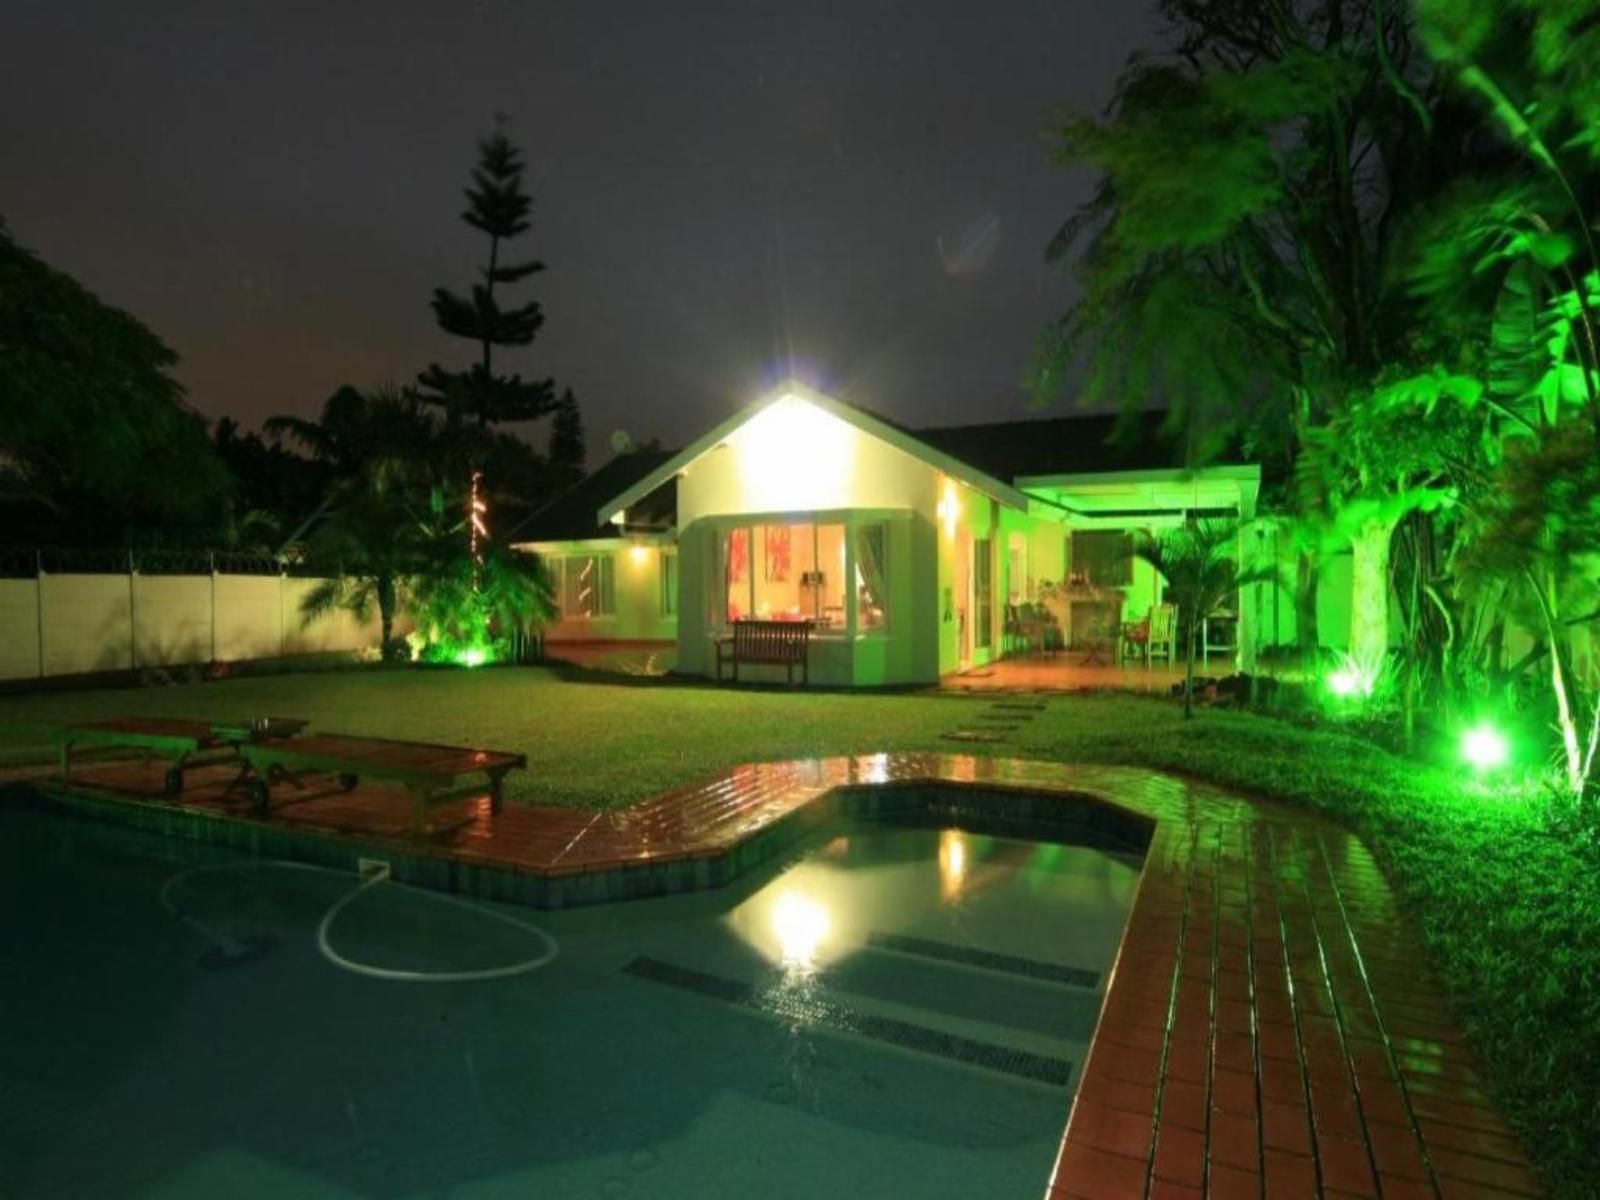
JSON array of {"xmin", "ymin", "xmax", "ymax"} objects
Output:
[
  {"xmin": 235, "ymin": 733, "xmax": 526, "ymax": 834},
  {"xmin": 57, "ymin": 716, "xmax": 308, "ymax": 796}
]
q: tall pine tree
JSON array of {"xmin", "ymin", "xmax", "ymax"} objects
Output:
[
  {"xmin": 547, "ymin": 387, "xmax": 585, "ymax": 482},
  {"xmin": 419, "ymin": 121, "xmax": 557, "ymax": 430}
]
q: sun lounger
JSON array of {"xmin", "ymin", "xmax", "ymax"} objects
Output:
[
  {"xmin": 56, "ymin": 716, "xmax": 309, "ymax": 796},
  {"xmin": 235, "ymin": 733, "xmax": 526, "ymax": 834}
]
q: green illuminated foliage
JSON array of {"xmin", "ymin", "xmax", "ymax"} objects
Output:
[
  {"xmin": 410, "ymin": 540, "xmax": 555, "ymax": 665},
  {"xmin": 1127, "ymin": 520, "xmax": 1281, "ymax": 718}
]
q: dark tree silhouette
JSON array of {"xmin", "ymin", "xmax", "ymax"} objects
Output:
[
  {"xmin": 418, "ymin": 122, "xmax": 557, "ymax": 430},
  {"xmin": 547, "ymin": 387, "xmax": 585, "ymax": 481},
  {"xmin": 0, "ymin": 221, "xmax": 229, "ymax": 546},
  {"xmin": 213, "ymin": 417, "xmax": 332, "ymax": 550}
]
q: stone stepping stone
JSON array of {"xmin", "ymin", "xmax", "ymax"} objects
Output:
[{"xmin": 941, "ymin": 730, "xmax": 1007, "ymax": 743}]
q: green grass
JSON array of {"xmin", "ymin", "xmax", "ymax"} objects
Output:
[{"xmin": 1, "ymin": 665, "xmax": 1595, "ymax": 1195}]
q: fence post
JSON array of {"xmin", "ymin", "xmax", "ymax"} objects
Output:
[
  {"xmin": 128, "ymin": 549, "xmax": 138, "ymax": 670},
  {"xmin": 35, "ymin": 550, "xmax": 45, "ymax": 679},
  {"xmin": 209, "ymin": 550, "xmax": 218, "ymax": 664}
]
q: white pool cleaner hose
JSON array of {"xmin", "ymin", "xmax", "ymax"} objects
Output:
[{"xmin": 160, "ymin": 861, "xmax": 559, "ymax": 983}]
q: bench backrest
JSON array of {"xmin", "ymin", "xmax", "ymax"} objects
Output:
[{"xmin": 731, "ymin": 619, "xmax": 812, "ymax": 662}]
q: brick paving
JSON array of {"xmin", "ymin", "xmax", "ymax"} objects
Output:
[{"xmin": 18, "ymin": 752, "xmax": 1541, "ymax": 1199}]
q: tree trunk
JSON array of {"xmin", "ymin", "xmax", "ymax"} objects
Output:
[
  {"xmin": 1529, "ymin": 568, "xmax": 1585, "ymax": 794},
  {"xmin": 1348, "ymin": 517, "xmax": 1394, "ymax": 677},
  {"xmin": 377, "ymin": 575, "xmax": 397, "ymax": 659},
  {"xmin": 1296, "ymin": 552, "xmax": 1320, "ymax": 673},
  {"xmin": 1183, "ymin": 608, "xmax": 1197, "ymax": 720}
]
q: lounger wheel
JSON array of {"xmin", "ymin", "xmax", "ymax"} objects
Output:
[
  {"xmin": 163, "ymin": 767, "xmax": 184, "ymax": 797},
  {"xmin": 338, "ymin": 772, "xmax": 359, "ymax": 792},
  {"xmin": 248, "ymin": 779, "xmax": 271, "ymax": 815}
]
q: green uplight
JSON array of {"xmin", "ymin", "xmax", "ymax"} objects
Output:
[
  {"xmin": 1327, "ymin": 668, "xmax": 1365, "ymax": 698},
  {"xmin": 1460, "ymin": 723, "xmax": 1509, "ymax": 772},
  {"xmin": 455, "ymin": 646, "xmax": 488, "ymax": 668}
]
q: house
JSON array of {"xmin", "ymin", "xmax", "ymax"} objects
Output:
[{"xmin": 514, "ymin": 383, "xmax": 1350, "ymax": 686}]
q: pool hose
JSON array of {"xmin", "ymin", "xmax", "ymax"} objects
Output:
[{"xmin": 159, "ymin": 860, "xmax": 559, "ymax": 982}]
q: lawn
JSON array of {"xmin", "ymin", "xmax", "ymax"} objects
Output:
[{"xmin": 1, "ymin": 664, "xmax": 1596, "ymax": 1196}]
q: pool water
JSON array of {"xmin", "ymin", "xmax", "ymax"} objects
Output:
[{"xmin": 0, "ymin": 802, "xmax": 1140, "ymax": 1199}]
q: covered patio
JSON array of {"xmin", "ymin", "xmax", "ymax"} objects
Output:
[{"xmin": 944, "ymin": 655, "xmax": 1188, "ymax": 694}]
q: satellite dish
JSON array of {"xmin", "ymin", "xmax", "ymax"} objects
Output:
[{"xmin": 610, "ymin": 429, "xmax": 634, "ymax": 454}]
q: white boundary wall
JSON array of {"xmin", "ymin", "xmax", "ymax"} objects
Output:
[{"xmin": 0, "ymin": 573, "xmax": 384, "ymax": 682}]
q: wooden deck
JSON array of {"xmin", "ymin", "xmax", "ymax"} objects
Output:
[{"xmin": 9, "ymin": 753, "xmax": 1542, "ymax": 1199}]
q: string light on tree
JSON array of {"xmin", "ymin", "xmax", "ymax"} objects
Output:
[{"xmin": 469, "ymin": 468, "xmax": 488, "ymax": 573}]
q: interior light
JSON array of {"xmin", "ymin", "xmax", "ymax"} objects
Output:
[
  {"xmin": 630, "ymin": 544, "xmax": 650, "ymax": 565},
  {"xmin": 1461, "ymin": 724, "xmax": 1509, "ymax": 772}
]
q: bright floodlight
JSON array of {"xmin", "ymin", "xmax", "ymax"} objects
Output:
[
  {"xmin": 457, "ymin": 646, "xmax": 487, "ymax": 668},
  {"xmin": 1327, "ymin": 668, "xmax": 1362, "ymax": 698},
  {"xmin": 1461, "ymin": 724, "xmax": 1509, "ymax": 772}
]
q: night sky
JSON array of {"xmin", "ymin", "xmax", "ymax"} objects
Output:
[{"xmin": 3, "ymin": 2, "xmax": 1161, "ymax": 458}]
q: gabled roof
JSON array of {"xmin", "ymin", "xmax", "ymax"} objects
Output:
[
  {"xmin": 912, "ymin": 410, "xmax": 1222, "ymax": 481},
  {"xmin": 596, "ymin": 384, "xmax": 1033, "ymax": 525},
  {"xmin": 509, "ymin": 449, "xmax": 677, "ymax": 543}
]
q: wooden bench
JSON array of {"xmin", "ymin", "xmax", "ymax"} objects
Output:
[
  {"xmin": 236, "ymin": 733, "xmax": 526, "ymax": 834},
  {"xmin": 715, "ymin": 619, "xmax": 813, "ymax": 685},
  {"xmin": 57, "ymin": 716, "xmax": 308, "ymax": 796}
]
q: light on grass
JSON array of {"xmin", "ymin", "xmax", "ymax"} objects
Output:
[
  {"xmin": 1460, "ymin": 723, "xmax": 1510, "ymax": 773},
  {"xmin": 1325, "ymin": 656, "xmax": 1376, "ymax": 701},
  {"xmin": 1327, "ymin": 668, "xmax": 1365, "ymax": 698}
]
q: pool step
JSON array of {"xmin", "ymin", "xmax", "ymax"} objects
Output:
[
  {"xmin": 865, "ymin": 932, "xmax": 1101, "ymax": 990},
  {"xmin": 622, "ymin": 955, "xmax": 1076, "ymax": 1087}
]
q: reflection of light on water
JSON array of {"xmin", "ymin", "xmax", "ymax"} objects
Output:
[
  {"xmin": 938, "ymin": 828, "xmax": 967, "ymax": 904},
  {"xmin": 858, "ymin": 752, "xmax": 890, "ymax": 783},
  {"xmin": 772, "ymin": 893, "xmax": 829, "ymax": 969}
]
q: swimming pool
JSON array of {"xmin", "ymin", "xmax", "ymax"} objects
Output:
[{"xmin": 0, "ymin": 800, "xmax": 1141, "ymax": 1198}]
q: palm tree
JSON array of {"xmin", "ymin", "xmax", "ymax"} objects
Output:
[
  {"xmin": 410, "ymin": 539, "xmax": 556, "ymax": 662},
  {"xmin": 271, "ymin": 385, "xmax": 442, "ymax": 656},
  {"xmin": 297, "ymin": 481, "xmax": 434, "ymax": 657},
  {"xmin": 1128, "ymin": 521, "xmax": 1280, "ymax": 719}
]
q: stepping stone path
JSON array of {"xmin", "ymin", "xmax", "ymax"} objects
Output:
[{"xmin": 941, "ymin": 696, "xmax": 1050, "ymax": 745}]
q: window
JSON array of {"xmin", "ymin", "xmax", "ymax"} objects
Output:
[
  {"xmin": 974, "ymin": 537, "xmax": 993, "ymax": 649},
  {"xmin": 723, "ymin": 521, "xmax": 846, "ymax": 630},
  {"xmin": 854, "ymin": 523, "xmax": 888, "ymax": 632},
  {"xmin": 1068, "ymin": 530, "xmax": 1132, "ymax": 588},
  {"xmin": 1007, "ymin": 533, "xmax": 1027, "ymax": 604},
  {"xmin": 659, "ymin": 552, "xmax": 678, "ymax": 616},
  {"xmin": 558, "ymin": 555, "xmax": 615, "ymax": 618}
]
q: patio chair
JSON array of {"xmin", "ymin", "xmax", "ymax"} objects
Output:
[
  {"xmin": 1005, "ymin": 603, "xmax": 1048, "ymax": 658},
  {"xmin": 1078, "ymin": 599, "xmax": 1123, "ymax": 666},
  {"xmin": 1119, "ymin": 616, "xmax": 1149, "ymax": 665},
  {"xmin": 1147, "ymin": 603, "xmax": 1177, "ymax": 667}
]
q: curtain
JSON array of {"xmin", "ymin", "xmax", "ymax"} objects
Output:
[{"xmin": 854, "ymin": 524, "xmax": 887, "ymax": 628}]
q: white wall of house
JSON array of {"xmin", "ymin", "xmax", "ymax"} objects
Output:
[
  {"xmin": 670, "ymin": 397, "xmax": 1019, "ymax": 686},
  {"xmin": 520, "ymin": 538, "xmax": 677, "ymax": 644}
]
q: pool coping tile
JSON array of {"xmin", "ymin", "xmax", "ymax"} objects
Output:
[{"xmin": 1, "ymin": 751, "xmax": 1544, "ymax": 1198}]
